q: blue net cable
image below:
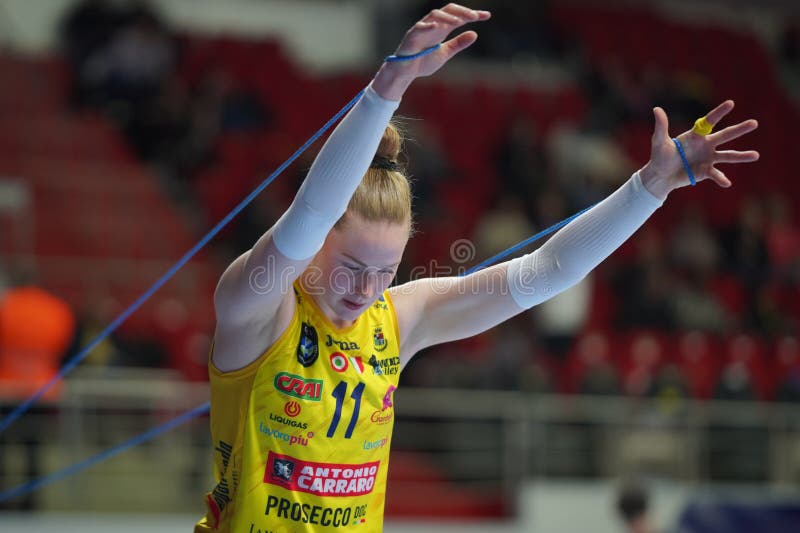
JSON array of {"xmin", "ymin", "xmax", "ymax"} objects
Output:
[
  {"xmin": 0, "ymin": 197, "xmax": 599, "ymax": 503},
  {"xmin": 0, "ymin": 89, "xmax": 367, "ymax": 436},
  {"xmin": 0, "ymin": 67, "xmax": 611, "ymax": 500}
]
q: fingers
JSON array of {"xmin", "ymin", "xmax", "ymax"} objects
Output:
[
  {"xmin": 428, "ymin": 8, "xmax": 461, "ymax": 25},
  {"xmin": 715, "ymin": 149, "xmax": 760, "ymax": 164},
  {"xmin": 424, "ymin": 4, "xmax": 490, "ymax": 31},
  {"xmin": 703, "ymin": 100, "xmax": 735, "ymax": 128},
  {"xmin": 708, "ymin": 167, "xmax": 732, "ymax": 188},
  {"xmin": 441, "ymin": 30, "xmax": 478, "ymax": 58},
  {"xmin": 440, "ymin": 3, "xmax": 491, "ymax": 21},
  {"xmin": 652, "ymin": 107, "xmax": 669, "ymax": 144},
  {"xmin": 709, "ymin": 119, "xmax": 759, "ymax": 146}
]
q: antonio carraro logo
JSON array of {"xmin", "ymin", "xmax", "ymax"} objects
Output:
[{"xmin": 296, "ymin": 322, "xmax": 319, "ymax": 367}]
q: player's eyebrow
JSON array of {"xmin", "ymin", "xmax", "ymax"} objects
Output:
[{"xmin": 342, "ymin": 253, "xmax": 400, "ymax": 270}]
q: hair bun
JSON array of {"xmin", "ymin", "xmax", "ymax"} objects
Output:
[{"xmin": 376, "ymin": 121, "xmax": 402, "ymax": 161}]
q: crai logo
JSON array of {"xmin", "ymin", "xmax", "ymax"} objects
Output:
[{"xmin": 274, "ymin": 372, "xmax": 323, "ymax": 401}]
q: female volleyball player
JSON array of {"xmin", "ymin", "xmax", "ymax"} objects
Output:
[{"xmin": 197, "ymin": 4, "xmax": 759, "ymax": 532}]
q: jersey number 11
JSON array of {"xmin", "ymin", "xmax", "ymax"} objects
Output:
[{"xmin": 327, "ymin": 381, "xmax": 365, "ymax": 439}]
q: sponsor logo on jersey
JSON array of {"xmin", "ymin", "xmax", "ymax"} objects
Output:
[
  {"xmin": 264, "ymin": 451, "xmax": 380, "ymax": 497},
  {"xmin": 269, "ymin": 412, "xmax": 308, "ymax": 431},
  {"xmin": 349, "ymin": 356, "xmax": 365, "ymax": 374},
  {"xmin": 262, "ymin": 497, "xmax": 365, "ymax": 529},
  {"xmin": 274, "ymin": 372, "xmax": 323, "ymax": 402},
  {"xmin": 207, "ymin": 440, "xmax": 235, "ymax": 528},
  {"xmin": 325, "ymin": 334, "xmax": 359, "ymax": 351},
  {"xmin": 368, "ymin": 354, "xmax": 400, "ymax": 376},
  {"xmin": 296, "ymin": 322, "xmax": 319, "ymax": 367},
  {"xmin": 370, "ymin": 409, "xmax": 393, "ymax": 426},
  {"xmin": 330, "ymin": 352, "xmax": 366, "ymax": 375},
  {"xmin": 284, "ymin": 401, "xmax": 301, "ymax": 417},
  {"xmin": 382, "ymin": 385, "xmax": 396, "ymax": 411},
  {"xmin": 329, "ymin": 352, "xmax": 348, "ymax": 372},
  {"xmin": 373, "ymin": 326, "xmax": 387, "ymax": 352},
  {"xmin": 363, "ymin": 436, "xmax": 388, "ymax": 450},
  {"xmin": 259, "ymin": 421, "xmax": 312, "ymax": 447},
  {"xmin": 373, "ymin": 294, "xmax": 388, "ymax": 311}
]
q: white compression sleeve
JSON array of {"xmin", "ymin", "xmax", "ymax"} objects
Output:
[
  {"xmin": 507, "ymin": 172, "xmax": 663, "ymax": 309},
  {"xmin": 272, "ymin": 83, "xmax": 400, "ymax": 260}
]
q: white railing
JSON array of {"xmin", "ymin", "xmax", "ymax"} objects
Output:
[{"xmin": 1, "ymin": 369, "xmax": 799, "ymax": 513}]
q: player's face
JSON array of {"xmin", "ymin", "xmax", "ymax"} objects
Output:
[{"xmin": 311, "ymin": 214, "xmax": 408, "ymax": 325}]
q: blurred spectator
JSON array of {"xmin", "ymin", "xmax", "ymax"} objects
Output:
[
  {"xmin": 613, "ymin": 229, "xmax": 676, "ymax": 330},
  {"xmin": 774, "ymin": 336, "xmax": 800, "ymax": 403},
  {"xmin": 404, "ymin": 120, "xmax": 454, "ymax": 219},
  {"xmin": 646, "ymin": 363, "xmax": 690, "ymax": 420},
  {"xmin": 0, "ymin": 284, "xmax": 76, "ymax": 400},
  {"xmin": 713, "ymin": 359, "xmax": 757, "ymax": 402},
  {"xmin": 533, "ymin": 276, "xmax": 591, "ymax": 361},
  {"xmin": 79, "ymin": 3, "xmax": 175, "ymax": 114},
  {"xmin": 493, "ymin": 115, "xmax": 549, "ymax": 219},
  {"xmin": 616, "ymin": 480, "xmax": 656, "ymax": 533},
  {"xmin": 720, "ymin": 196, "xmax": 770, "ymax": 293},
  {"xmin": 571, "ymin": 332, "xmax": 621, "ymax": 395},
  {"xmin": 764, "ymin": 193, "xmax": 800, "ymax": 285},
  {"xmin": 60, "ymin": 0, "xmax": 125, "ymax": 108},
  {"xmin": 670, "ymin": 206, "xmax": 721, "ymax": 277},
  {"xmin": 671, "ymin": 271, "xmax": 730, "ymax": 334},
  {"xmin": 623, "ymin": 333, "xmax": 663, "ymax": 397},
  {"xmin": 0, "ymin": 279, "xmax": 77, "ymax": 510},
  {"xmin": 472, "ymin": 194, "xmax": 534, "ymax": 259}
]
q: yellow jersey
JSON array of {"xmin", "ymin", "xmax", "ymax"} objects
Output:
[{"xmin": 195, "ymin": 281, "xmax": 401, "ymax": 533}]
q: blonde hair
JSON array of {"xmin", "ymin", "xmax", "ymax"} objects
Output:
[{"xmin": 336, "ymin": 121, "xmax": 413, "ymax": 233}]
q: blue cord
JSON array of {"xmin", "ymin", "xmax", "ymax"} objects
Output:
[
  {"xmin": 0, "ymin": 199, "xmax": 602, "ymax": 501},
  {"xmin": 0, "ymin": 402, "xmax": 210, "ymax": 503},
  {"xmin": 0, "ymin": 201, "xmax": 600, "ymax": 502},
  {"xmin": 0, "ymin": 73, "xmax": 610, "ymax": 500},
  {"xmin": 385, "ymin": 44, "xmax": 441, "ymax": 62},
  {"xmin": 0, "ymin": 88, "xmax": 366, "ymax": 436},
  {"xmin": 672, "ymin": 138, "xmax": 696, "ymax": 186}
]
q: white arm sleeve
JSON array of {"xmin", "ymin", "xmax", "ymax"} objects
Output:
[
  {"xmin": 507, "ymin": 171, "xmax": 663, "ymax": 309},
  {"xmin": 272, "ymin": 83, "xmax": 400, "ymax": 260}
]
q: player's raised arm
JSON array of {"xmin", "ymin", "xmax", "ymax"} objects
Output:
[
  {"xmin": 391, "ymin": 101, "xmax": 759, "ymax": 366},
  {"xmin": 212, "ymin": 4, "xmax": 491, "ymax": 371}
]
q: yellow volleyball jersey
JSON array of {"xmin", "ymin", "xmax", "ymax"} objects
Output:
[{"xmin": 196, "ymin": 281, "xmax": 401, "ymax": 533}]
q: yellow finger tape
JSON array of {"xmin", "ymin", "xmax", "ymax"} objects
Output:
[{"xmin": 693, "ymin": 116, "xmax": 713, "ymax": 136}]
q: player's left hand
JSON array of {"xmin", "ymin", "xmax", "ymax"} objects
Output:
[{"xmin": 639, "ymin": 100, "xmax": 759, "ymax": 199}]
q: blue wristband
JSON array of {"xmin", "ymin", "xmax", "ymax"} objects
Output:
[
  {"xmin": 385, "ymin": 43, "xmax": 441, "ymax": 62},
  {"xmin": 672, "ymin": 138, "xmax": 696, "ymax": 186}
]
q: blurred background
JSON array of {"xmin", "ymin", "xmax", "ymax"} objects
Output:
[{"xmin": 0, "ymin": 0, "xmax": 799, "ymax": 531}]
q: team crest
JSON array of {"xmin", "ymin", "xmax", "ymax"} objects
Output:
[
  {"xmin": 373, "ymin": 326, "xmax": 387, "ymax": 352},
  {"xmin": 296, "ymin": 322, "xmax": 319, "ymax": 367}
]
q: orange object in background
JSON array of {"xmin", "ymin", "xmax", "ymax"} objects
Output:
[{"xmin": 0, "ymin": 286, "xmax": 76, "ymax": 401}]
